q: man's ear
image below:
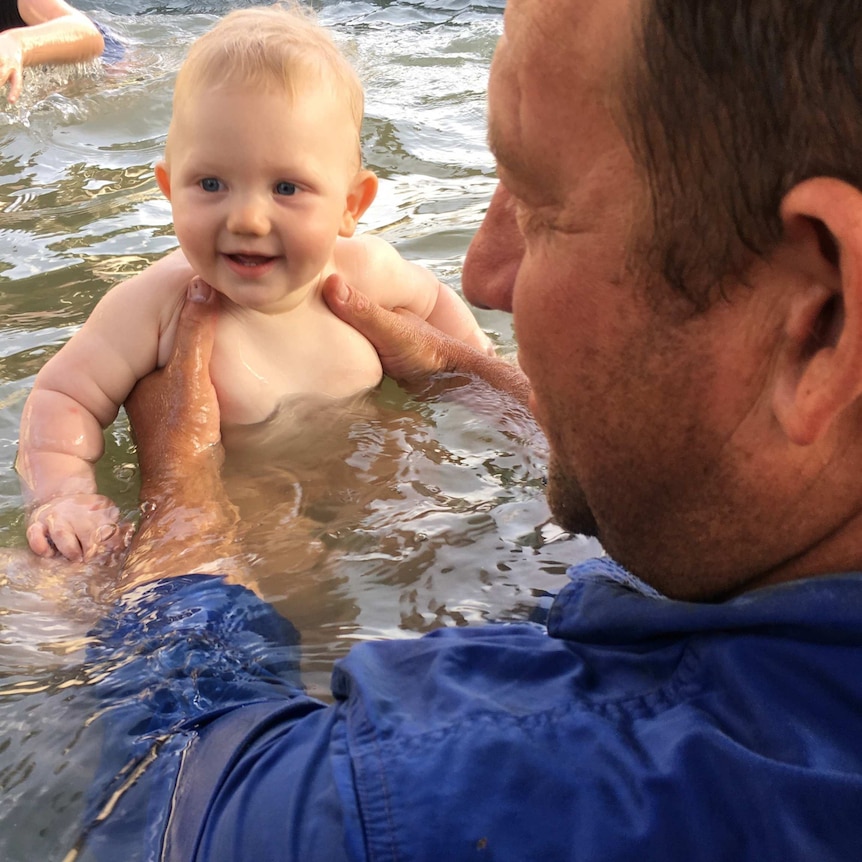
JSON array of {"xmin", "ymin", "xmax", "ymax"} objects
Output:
[
  {"xmin": 773, "ymin": 178, "xmax": 862, "ymax": 446},
  {"xmin": 339, "ymin": 170, "xmax": 378, "ymax": 237},
  {"xmin": 154, "ymin": 161, "xmax": 172, "ymax": 201}
]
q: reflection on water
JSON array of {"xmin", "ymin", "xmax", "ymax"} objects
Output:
[{"xmin": 0, "ymin": 1, "xmax": 600, "ymax": 857}]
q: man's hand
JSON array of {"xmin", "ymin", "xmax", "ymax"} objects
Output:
[
  {"xmin": 120, "ymin": 278, "xmax": 242, "ymax": 591},
  {"xmin": 321, "ymin": 273, "xmax": 469, "ymax": 382},
  {"xmin": 322, "ymin": 273, "xmax": 532, "ymax": 406},
  {"xmin": 126, "ymin": 278, "xmax": 222, "ymax": 494}
]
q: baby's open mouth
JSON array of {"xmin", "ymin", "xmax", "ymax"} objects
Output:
[{"xmin": 228, "ymin": 253, "xmax": 274, "ymax": 266}]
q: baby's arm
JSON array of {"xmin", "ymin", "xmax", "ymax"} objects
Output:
[
  {"xmin": 337, "ymin": 235, "xmax": 495, "ymax": 355},
  {"xmin": 18, "ymin": 250, "xmax": 192, "ymax": 562}
]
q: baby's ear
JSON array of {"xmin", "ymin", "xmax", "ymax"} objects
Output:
[
  {"xmin": 340, "ymin": 170, "xmax": 378, "ymax": 236},
  {"xmin": 154, "ymin": 161, "xmax": 172, "ymax": 200}
]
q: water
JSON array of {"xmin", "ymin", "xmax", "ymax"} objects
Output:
[{"xmin": 0, "ymin": 1, "xmax": 601, "ymax": 857}]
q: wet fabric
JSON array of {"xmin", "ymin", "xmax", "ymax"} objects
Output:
[
  {"xmin": 81, "ymin": 561, "xmax": 862, "ymax": 861},
  {"xmin": 0, "ymin": 0, "xmax": 25, "ymax": 31},
  {"xmin": 94, "ymin": 22, "xmax": 123, "ymax": 64},
  {"xmin": 77, "ymin": 575, "xmax": 308, "ymax": 861}
]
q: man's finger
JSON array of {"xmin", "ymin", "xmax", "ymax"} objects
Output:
[
  {"xmin": 322, "ymin": 273, "xmax": 414, "ymax": 344},
  {"xmin": 321, "ymin": 271, "xmax": 486, "ymax": 385},
  {"xmin": 168, "ymin": 277, "xmax": 218, "ymax": 376},
  {"xmin": 125, "ymin": 278, "xmax": 218, "ymax": 426},
  {"xmin": 322, "ymin": 271, "xmax": 530, "ymax": 403},
  {"xmin": 321, "ymin": 272, "xmax": 440, "ymax": 367}
]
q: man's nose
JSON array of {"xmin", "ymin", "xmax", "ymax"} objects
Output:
[
  {"xmin": 227, "ymin": 195, "xmax": 270, "ymax": 235},
  {"xmin": 462, "ymin": 182, "xmax": 523, "ymax": 313}
]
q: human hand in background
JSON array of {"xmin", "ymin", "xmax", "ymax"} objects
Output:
[
  {"xmin": 0, "ymin": 0, "xmax": 106, "ymax": 103},
  {"xmin": 0, "ymin": 31, "xmax": 24, "ymax": 103}
]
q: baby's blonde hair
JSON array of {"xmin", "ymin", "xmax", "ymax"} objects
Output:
[{"xmin": 168, "ymin": 4, "xmax": 364, "ymax": 161}]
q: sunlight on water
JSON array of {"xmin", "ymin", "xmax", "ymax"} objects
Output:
[{"xmin": 0, "ymin": 2, "xmax": 602, "ymax": 857}]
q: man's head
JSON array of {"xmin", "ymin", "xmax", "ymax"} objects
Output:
[{"xmin": 464, "ymin": 0, "xmax": 862, "ymax": 599}]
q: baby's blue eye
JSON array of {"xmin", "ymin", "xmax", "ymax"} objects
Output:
[
  {"xmin": 200, "ymin": 177, "xmax": 221, "ymax": 192},
  {"xmin": 275, "ymin": 181, "xmax": 297, "ymax": 196}
]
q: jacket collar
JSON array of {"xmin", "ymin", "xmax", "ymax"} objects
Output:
[{"xmin": 548, "ymin": 556, "xmax": 862, "ymax": 646}]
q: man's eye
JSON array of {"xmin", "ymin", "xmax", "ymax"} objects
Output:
[
  {"xmin": 200, "ymin": 178, "xmax": 222, "ymax": 192},
  {"xmin": 275, "ymin": 181, "xmax": 297, "ymax": 196},
  {"xmin": 515, "ymin": 202, "xmax": 554, "ymax": 238},
  {"xmin": 514, "ymin": 203, "xmax": 539, "ymax": 235}
]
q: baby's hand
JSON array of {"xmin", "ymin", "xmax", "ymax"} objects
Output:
[{"xmin": 26, "ymin": 494, "xmax": 133, "ymax": 564}]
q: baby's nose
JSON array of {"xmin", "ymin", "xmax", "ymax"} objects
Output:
[{"xmin": 227, "ymin": 197, "xmax": 270, "ymax": 235}]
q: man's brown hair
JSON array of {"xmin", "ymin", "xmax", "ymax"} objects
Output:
[{"xmin": 623, "ymin": 0, "xmax": 862, "ymax": 309}]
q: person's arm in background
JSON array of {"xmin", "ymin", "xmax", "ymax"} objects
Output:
[{"xmin": 0, "ymin": 0, "xmax": 104, "ymax": 103}]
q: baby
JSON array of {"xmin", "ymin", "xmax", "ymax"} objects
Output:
[{"xmin": 16, "ymin": 4, "xmax": 492, "ymax": 563}]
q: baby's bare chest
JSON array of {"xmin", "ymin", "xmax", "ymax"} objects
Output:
[{"xmin": 209, "ymin": 311, "xmax": 383, "ymax": 426}]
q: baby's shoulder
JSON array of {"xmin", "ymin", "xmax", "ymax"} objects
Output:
[
  {"xmin": 334, "ymin": 234, "xmax": 405, "ymax": 293},
  {"xmin": 107, "ymin": 249, "xmax": 193, "ymax": 316},
  {"xmin": 104, "ymin": 250, "xmax": 196, "ymax": 367}
]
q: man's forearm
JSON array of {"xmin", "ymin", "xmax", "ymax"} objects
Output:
[
  {"xmin": 119, "ymin": 455, "xmax": 242, "ymax": 591},
  {"xmin": 117, "ymin": 282, "xmax": 248, "ymax": 593},
  {"xmin": 441, "ymin": 346, "xmax": 531, "ymax": 407}
]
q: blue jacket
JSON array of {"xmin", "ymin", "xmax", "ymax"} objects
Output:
[{"xmin": 81, "ymin": 558, "xmax": 862, "ymax": 860}]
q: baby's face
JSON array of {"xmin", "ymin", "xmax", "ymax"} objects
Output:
[{"xmin": 157, "ymin": 83, "xmax": 364, "ymax": 314}]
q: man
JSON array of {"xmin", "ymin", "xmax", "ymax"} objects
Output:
[{"xmin": 82, "ymin": 0, "xmax": 862, "ymax": 858}]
